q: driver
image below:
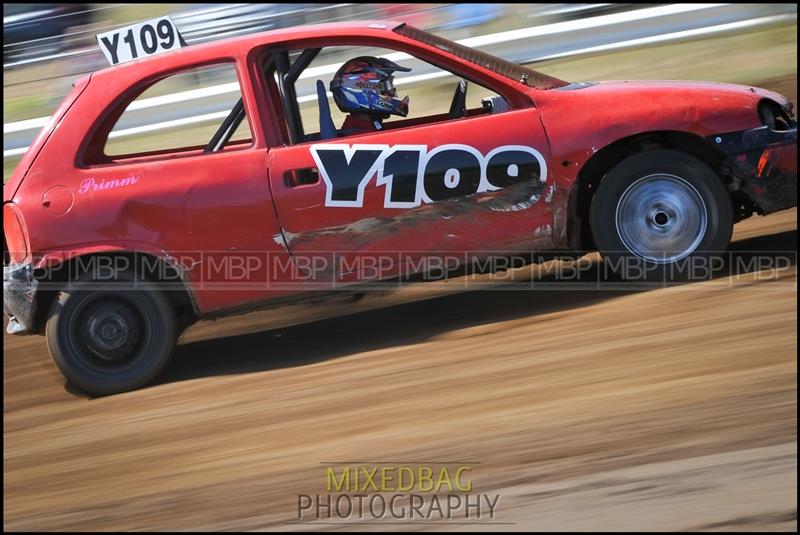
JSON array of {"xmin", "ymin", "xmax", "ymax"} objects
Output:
[{"xmin": 330, "ymin": 56, "xmax": 411, "ymax": 134}]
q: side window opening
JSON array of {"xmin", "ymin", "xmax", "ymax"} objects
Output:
[
  {"xmin": 89, "ymin": 62, "xmax": 253, "ymax": 164},
  {"xmin": 267, "ymin": 44, "xmax": 512, "ymax": 146}
]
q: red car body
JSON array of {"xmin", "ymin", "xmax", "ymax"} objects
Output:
[{"xmin": 4, "ymin": 20, "xmax": 797, "ymax": 336}]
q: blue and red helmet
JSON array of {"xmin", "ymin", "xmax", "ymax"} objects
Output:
[{"xmin": 330, "ymin": 56, "xmax": 411, "ymax": 118}]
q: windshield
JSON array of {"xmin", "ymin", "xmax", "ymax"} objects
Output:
[{"xmin": 394, "ymin": 24, "xmax": 568, "ymax": 90}]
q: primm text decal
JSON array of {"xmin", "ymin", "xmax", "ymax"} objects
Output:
[{"xmin": 310, "ymin": 144, "xmax": 547, "ymax": 209}]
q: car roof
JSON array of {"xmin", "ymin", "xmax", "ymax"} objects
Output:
[{"xmin": 91, "ymin": 19, "xmax": 406, "ymax": 79}]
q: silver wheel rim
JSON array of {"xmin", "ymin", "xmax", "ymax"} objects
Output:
[{"xmin": 615, "ymin": 173, "xmax": 708, "ymax": 264}]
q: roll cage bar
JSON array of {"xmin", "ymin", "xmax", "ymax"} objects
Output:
[
  {"xmin": 206, "ymin": 46, "xmax": 321, "ymax": 151},
  {"xmin": 273, "ymin": 47, "xmax": 321, "ymax": 144}
]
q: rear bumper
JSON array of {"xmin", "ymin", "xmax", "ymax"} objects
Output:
[
  {"xmin": 712, "ymin": 125, "xmax": 798, "ymax": 214},
  {"xmin": 3, "ymin": 263, "xmax": 38, "ymax": 335}
]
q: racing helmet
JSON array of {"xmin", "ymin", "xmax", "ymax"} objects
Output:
[{"xmin": 330, "ymin": 56, "xmax": 411, "ymax": 118}]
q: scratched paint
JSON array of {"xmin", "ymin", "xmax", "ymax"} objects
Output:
[{"xmin": 282, "ymin": 180, "xmax": 549, "ymax": 249}]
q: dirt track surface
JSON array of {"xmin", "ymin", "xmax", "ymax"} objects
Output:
[{"xmin": 4, "ymin": 209, "xmax": 797, "ymax": 531}]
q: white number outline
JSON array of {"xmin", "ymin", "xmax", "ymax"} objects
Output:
[{"xmin": 310, "ymin": 143, "xmax": 548, "ymax": 209}]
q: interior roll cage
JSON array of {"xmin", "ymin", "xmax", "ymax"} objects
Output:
[
  {"xmin": 204, "ymin": 97, "xmax": 245, "ymax": 153},
  {"xmin": 274, "ymin": 47, "xmax": 321, "ymax": 144},
  {"xmin": 121, "ymin": 27, "xmax": 553, "ymax": 158},
  {"xmin": 208, "ymin": 46, "xmax": 322, "ymax": 150}
]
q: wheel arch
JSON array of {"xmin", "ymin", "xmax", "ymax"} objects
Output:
[
  {"xmin": 566, "ymin": 130, "xmax": 732, "ymax": 252},
  {"xmin": 33, "ymin": 249, "xmax": 199, "ymax": 334}
]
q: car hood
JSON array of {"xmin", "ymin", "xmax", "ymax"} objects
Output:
[{"xmin": 573, "ymin": 80, "xmax": 793, "ymax": 113}]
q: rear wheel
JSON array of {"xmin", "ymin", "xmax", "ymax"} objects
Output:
[
  {"xmin": 45, "ymin": 271, "xmax": 176, "ymax": 395},
  {"xmin": 590, "ymin": 150, "xmax": 733, "ymax": 282}
]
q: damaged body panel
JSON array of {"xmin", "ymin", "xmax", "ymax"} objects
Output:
[
  {"xmin": 266, "ymin": 108, "xmax": 555, "ymax": 286},
  {"xmin": 3, "ymin": 263, "xmax": 38, "ymax": 334},
  {"xmin": 275, "ymin": 180, "xmax": 555, "ymax": 285},
  {"xmin": 714, "ymin": 125, "xmax": 798, "ymax": 215},
  {"xmin": 530, "ymin": 80, "xmax": 798, "ymax": 250}
]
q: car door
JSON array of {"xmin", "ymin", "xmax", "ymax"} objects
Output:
[{"xmin": 267, "ymin": 106, "xmax": 554, "ymax": 287}]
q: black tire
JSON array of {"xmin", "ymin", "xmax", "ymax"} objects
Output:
[
  {"xmin": 590, "ymin": 149, "xmax": 733, "ymax": 283},
  {"xmin": 45, "ymin": 270, "xmax": 176, "ymax": 395}
]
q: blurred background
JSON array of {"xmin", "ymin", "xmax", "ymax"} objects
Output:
[{"xmin": 3, "ymin": 2, "xmax": 797, "ymax": 181}]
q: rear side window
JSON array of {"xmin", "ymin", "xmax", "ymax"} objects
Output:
[{"xmin": 99, "ymin": 63, "xmax": 252, "ymax": 161}]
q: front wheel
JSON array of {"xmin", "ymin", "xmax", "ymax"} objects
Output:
[
  {"xmin": 590, "ymin": 149, "xmax": 733, "ymax": 282},
  {"xmin": 45, "ymin": 271, "xmax": 177, "ymax": 395}
]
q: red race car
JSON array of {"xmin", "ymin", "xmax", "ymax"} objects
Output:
[{"xmin": 3, "ymin": 20, "xmax": 797, "ymax": 394}]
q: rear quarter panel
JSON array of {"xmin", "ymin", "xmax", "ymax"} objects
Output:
[{"xmin": 7, "ymin": 51, "xmax": 295, "ymax": 315}]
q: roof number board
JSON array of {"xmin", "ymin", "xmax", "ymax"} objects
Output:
[{"xmin": 96, "ymin": 16, "xmax": 184, "ymax": 66}]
